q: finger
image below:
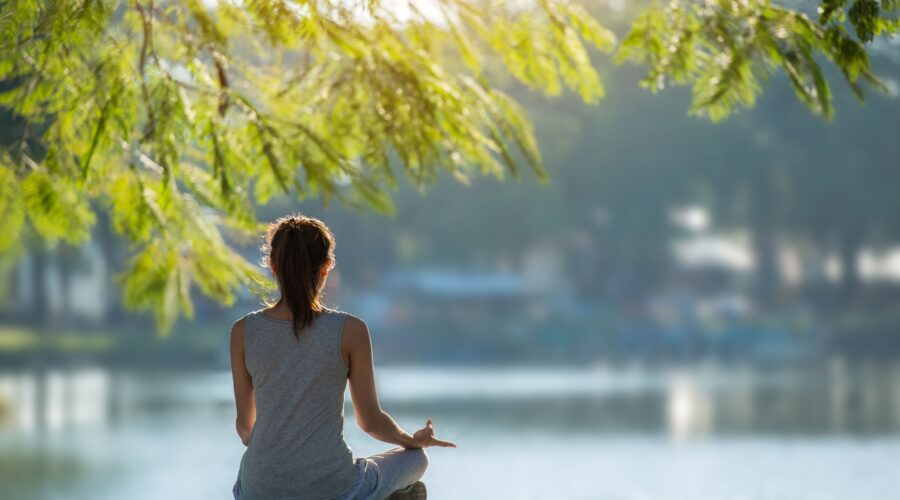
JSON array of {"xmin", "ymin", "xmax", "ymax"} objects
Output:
[
  {"xmin": 426, "ymin": 418, "xmax": 433, "ymax": 429},
  {"xmin": 430, "ymin": 438, "xmax": 456, "ymax": 448}
]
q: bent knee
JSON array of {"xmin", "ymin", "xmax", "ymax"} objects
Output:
[{"xmin": 408, "ymin": 447, "xmax": 428, "ymax": 474}]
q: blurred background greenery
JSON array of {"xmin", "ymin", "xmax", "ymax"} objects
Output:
[{"xmin": 1, "ymin": 1, "xmax": 900, "ymax": 499}]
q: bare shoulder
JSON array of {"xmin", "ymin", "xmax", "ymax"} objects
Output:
[
  {"xmin": 232, "ymin": 316, "xmax": 248, "ymax": 332},
  {"xmin": 340, "ymin": 312, "xmax": 371, "ymax": 348},
  {"xmin": 230, "ymin": 315, "xmax": 250, "ymax": 346}
]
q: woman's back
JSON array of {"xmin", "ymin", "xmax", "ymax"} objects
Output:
[{"xmin": 237, "ymin": 309, "xmax": 357, "ymax": 499}]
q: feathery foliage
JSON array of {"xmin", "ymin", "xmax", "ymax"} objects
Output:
[
  {"xmin": 0, "ymin": 0, "xmax": 614, "ymax": 330},
  {"xmin": 617, "ymin": 0, "xmax": 896, "ymax": 121},
  {"xmin": 0, "ymin": 0, "xmax": 893, "ymax": 330}
]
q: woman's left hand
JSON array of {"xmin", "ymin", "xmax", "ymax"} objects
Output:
[{"xmin": 409, "ymin": 418, "xmax": 456, "ymax": 448}]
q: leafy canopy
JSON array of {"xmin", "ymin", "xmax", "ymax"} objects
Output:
[
  {"xmin": 618, "ymin": 0, "xmax": 897, "ymax": 120},
  {"xmin": 0, "ymin": 0, "xmax": 894, "ymax": 330}
]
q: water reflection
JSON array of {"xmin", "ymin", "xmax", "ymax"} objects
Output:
[
  {"xmin": 0, "ymin": 369, "xmax": 110, "ymax": 432},
  {"xmin": 667, "ymin": 373, "xmax": 713, "ymax": 440},
  {"xmin": 2, "ymin": 362, "xmax": 900, "ymax": 499},
  {"xmin": 3, "ymin": 361, "xmax": 900, "ymax": 437}
]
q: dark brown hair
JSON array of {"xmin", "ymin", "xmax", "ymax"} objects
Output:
[{"xmin": 261, "ymin": 214, "xmax": 335, "ymax": 337}]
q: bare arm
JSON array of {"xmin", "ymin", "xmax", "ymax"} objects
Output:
[
  {"xmin": 342, "ymin": 315, "xmax": 455, "ymax": 449},
  {"xmin": 230, "ymin": 317, "xmax": 256, "ymax": 446}
]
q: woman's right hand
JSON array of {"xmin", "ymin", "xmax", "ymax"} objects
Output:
[{"xmin": 408, "ymin": 418, "xmax": 456, "ymax": 449}]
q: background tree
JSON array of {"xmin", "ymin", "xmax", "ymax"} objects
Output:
[{"xmin": 0, "ymin": 0, "xmax": 895, "ymax": 330}]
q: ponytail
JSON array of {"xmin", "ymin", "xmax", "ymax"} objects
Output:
[{"xmin": 263, "ymin": 215, "xmax": 335, "ymax": 338}]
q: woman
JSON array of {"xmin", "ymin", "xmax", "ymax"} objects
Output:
[{"xmin": 230, "ymin": 214, "xmax": 456, "ymax": 500}]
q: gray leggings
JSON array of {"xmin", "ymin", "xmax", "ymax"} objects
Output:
[
  {"xmin": 338, "ymin": 448, "xmax": 429, "ymax": 500},
  {"xmin": 232, "ymin": 448, "xmax": 428, "ymax": 500}
]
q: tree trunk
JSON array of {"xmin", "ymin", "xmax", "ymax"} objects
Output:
[
  {"xmin": 95, "ymin": 210, "xmax": 123, "ymax": 322},
  {"xmin": 58, "ymin": 245, "xmax": 74, "ymax": 321},
  {"xmin": 30, "ymin": 242, "xmax": 50, "ymax": 432}
]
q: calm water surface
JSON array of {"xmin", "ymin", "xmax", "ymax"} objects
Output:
[{"xmin": 1, "ymin": 362, "xmax": 899, "ymax": 500}]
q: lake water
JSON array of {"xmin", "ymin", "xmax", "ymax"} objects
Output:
[{"xmin": 1, "ymin": 361, "xmax": 900, "ymax": 499}]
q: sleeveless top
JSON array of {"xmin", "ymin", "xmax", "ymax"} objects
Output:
[{"xmin": 237, "ymin": 309, "xmax": 357, "ymax": 500}]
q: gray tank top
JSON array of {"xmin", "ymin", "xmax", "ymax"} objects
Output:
[{"xmin": 238, "ymin": 309, "xmax": 357, "ymax": 499}]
